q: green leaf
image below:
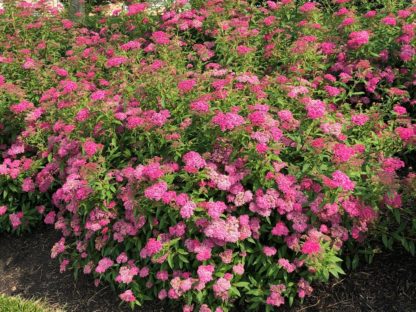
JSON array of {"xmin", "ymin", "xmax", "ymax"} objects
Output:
[
  {"xmin": 167, "ymin": 253, "xmax": 174, "ymax": 269},
  {"xmin": 234, "ymin": 282, "xmax": 250, "ymax": 289},
  {"xmin": 178, "ymin": 254, "xmax": 189, "ymax": 264}
]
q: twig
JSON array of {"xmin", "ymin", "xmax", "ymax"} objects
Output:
[{"xmin": 86, "ymin": 285, "xmax": 109, "ymax": 304}]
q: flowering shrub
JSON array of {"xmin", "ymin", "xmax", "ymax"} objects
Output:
[
  {"xmin": 0, "ymin": 1, "xmax": 76, "ymax": 233},
  {"xmin": 1, "ymin": 0, "xmax": 416, "ymax": 311}
]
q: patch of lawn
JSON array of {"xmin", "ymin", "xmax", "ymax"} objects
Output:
[{"xmin": 0, "ymin": 294, "xmax": 63, "ymax": 312}]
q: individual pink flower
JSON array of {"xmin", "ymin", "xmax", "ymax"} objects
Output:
[
  {"xmin": 146, "ymin": 109, "xmax": 171, "ymax": 127},
  {"xmin": 91, "ymin": 90, "xmax": 106, "ymax": 101},
  {"xmin": 152, "ymin": 31, "xmax": 170, "ymax": 45},
  {"xmin": 233, "ymin": 264, "xmax": 245, "ymax": 275},
  {"xmin": 197, "ymin": 264, "xmax": 215, "ymax": 283},
  {"xmin": 142, "ymin": 162, "xmax": 165, "ymax": 180},
  {"xmin": 256, "ymin": 143, "xmax": 268, "ymax": 154},
  {"xmin": 195, "ymin": 245, "xmax": 212, "ymax": 261},
  {"xmin": 53, "ymin": 67, "xmax": 68, "ymax": 77},
  {"xmin": 264, "ymin": 15, "xmax": 276, "ymax": 26},
  {"xmin": 400, "ymin": 45, "xmax": 415, "ymax": 62},
  {"xmin": 297, "ymin": 278, "xmax": 313, "ymax": 298},
  {"xmin": 178, "ymin": 79, "xmax": 196, "ymax": 93},
  {"xmin": 347, "ymin": 31, "xmax": 370, "ymax": 49},
  {"xmin": 95, "ymin": 257, "xmax": 114, "ymax": 273},
  {"xmin": 22, "ymin": 58, "xmax": 36, "ymax": 69},
  {"xmin": 44, "ymin": 211, "xmax": 56, "ymax": 224},
  {"xmin": 61, "ymin": 19, "xmax": 73, "ymax": 29},
  {"xmin": 266, "ymin": 291, "xmax": 285, "ymax": 307},
  {"xmin": 156, "ymin": 271, "xmax": 169, "ymax": 281},
  {"xmin": 10, "ymin": 100, "xmax": 34, "ymax": 114},
  {"xmin": 398, "ymin": 10, "xmax": 411, "ymax": 18},
  {"xmin": 106, "ymin": 56, "xmax": 128, "ymax": 68},
  {"xmin": 266, "ymin": 284, "xmax": 286, "ymax": 307},
  {"xmin": 0, "ymin": 205, "xmax": 7, "ymax": 216},
  {"xmin": 183, "ymin": 151, "xmax": 206, "ymax": 173},
  {"xmin": 320, "ymin": 42, "xmax": 336, "ymax": 55},
  {"xmin": 115, "ymin": 265, "xmax": 140, "ymax": 284},
  {"xmin": 7, "ymin": 142, "xmax": 25, "ymax": 156},
  {"xmin": 301, "ymin": 239, "xmax": 321, "ymax": 255},
  {"xmin": 83, "ymin": 262, "xmax": 93, "ymax": 274},
  {"xmin": 364, "ymin": 10, "xmax": 377, "ymax": 18},
  {"xmin": 180, "ymin": 201, "xmax": 196, "ymax": 219},
  {"xmin": 393, "ymin": 105, "xmax": 407, "ymax": 115},
  {"xmin": 205, "ymin": 201, "xmax": 227, "ymax": 219},
  {"xmin": 121, "ymin": 40, "xmax": 142, "ymax": 51},
  {"xmin": 60, "ymin": 259, "xmax": 69, "ymax": 273},
  {"xmin": 272, "ymin": 221, "xmax": 289, "ymax": 236},
  {"xmin": 51, "ymin": 238, "xmax": 65, "ymax": 259},
  {"xmin": 340, "ymin": 17, "xmax": 355, "ymax": 27},
  {"xmin": 299, "ymin": 2, "xmax": 316, "ymax": 13},
  {"xmin": 333, "ymin": 144, "xmax": 356, "ymax": 163},
  {"xmin": 236, "ymin": 45, "xmax": 254, "ymax": 55},
  {"xmin": 139, "ymin": 267, "xmax": 149, "ymax": 278},
  {"xmin": 60, "ymin": 80, "xmax": 77, "ymax": 93},
  {"xmin": 263, "ymin": 246, "xmax": 277, "ymax": 256},
  {"xmin": 116, "ymin": 252, "xmax": 129, "ymax": 264},
  {"xmin": 331, "ymin": 170, "xmax": 355, "ymax": 191},
  {"xmin": 278, "ymin": 258, "xmax": 296, "ymax": 273},
  {"xmin": 213, "ymin": 277, "xmax": 231, "ymax": 298},
  {"xmin": 127, "ymin": 3, "xmax": 147, "ymax": 15},
  {"xmin": 190, "ymin": 100, "xmax": 210, "ymax": 113},
  {"xmin": 76, "ymin": 108, "xmax": 90, "ymax": 122},
  {"xmin": 158, "ymin": 289, "xmax": 168, "ymax": 300},
  {"xmin": 144, "ymin": 181, "xmax": 168, "ymax": 201},
  {"xmin": 212, "ymin": 112, "xmax": 245, "ymax": 131},
  {"xmin": 83, "ymin": 140, "xmax": 103, "ymax": 157},
  {"xmin": 9, "ymin": 212, "xmax": 22, "ymax": 229},
  {"xmin": 382, "ymin": 157, "xmax": 405, "ymax": 173},
  {"xmin": 325, "ymin": 86, "xmax": 342, "ymax": 97},
  {"xmin": 141, "ymin": 238, "xmax": 163, "ymax": 258},
  {"xmin": 22, "ymin": 178, "xmax": 35, "ymax": 192},
  {"xmin": 204, "ymin": 216, "xmax": 240, "ymax": 243},
  {"xmin": 234, "ymin": 191, "xmax": 253, "ymax": 207},
  {"xmin": 382, "ymin": 16, "xmax": 396, "ymax": 26},
  {"xmin": 384, "ymin": 191, "xmax": 402, "ymax": 209},
  {"xmin": 119, "ymin": 290, "xmax": 136, "ymax": 302},
  {"xmin": 305, "ymin": 100, "xmax": 326, "ymax": 119},
  {"xmin": 351, "ymin": 114, "xmax": 369, "ymax": 126},
  {"xmin": 396, "ymin": 127, "xmax": 414, "ymax": 141}
]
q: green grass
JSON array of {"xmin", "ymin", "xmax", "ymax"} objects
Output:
[{"xmin": 0, "ymin": 294, "xmax": 63, "ymax": 312}]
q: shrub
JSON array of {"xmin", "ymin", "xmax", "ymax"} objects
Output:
[
  {"xmin": 0, "ymin": 1, "xmax": 75, "ymax": 233},
  {"xmin": 0, "ymin": 0, "xmax": 415, "ymax": 311}
]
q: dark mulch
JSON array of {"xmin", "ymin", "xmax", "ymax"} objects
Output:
[
  {"xmin": 0, "ymin": 226, "xmax": 415, "ymax": 312},
  {"xmin": 283, "ymin": 251, "xmax": 416, "ymax": 312}
]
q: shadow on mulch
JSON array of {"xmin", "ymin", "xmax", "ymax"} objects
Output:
[
  {"xmin": 0, "ymin": 226, "xmax": 415, "ymax": 312},
  {"xmin": 0, "ymin": 225, "xmax": 163, "ymax": 312},
  {"xmin": 282, "ymin": 251, "xmax": 416, "ymax": 312}
]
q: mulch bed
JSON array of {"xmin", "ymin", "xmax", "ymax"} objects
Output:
[{"xmin": 0, "ymin": 226, "xmax": 415, "ymax": 312}]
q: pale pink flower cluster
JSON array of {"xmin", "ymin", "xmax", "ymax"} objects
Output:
[
  {"xmin": 115, "ymin": 265, "xmax": 139, "ymax": 284},
  {"xmin": 204, "ymin": 216, "xmax": 240, "ymax": 243},
  {"xmin": 266, "ymin": 284, "xmax": 286, "ymax": 307},
  {"xmin": 95, "ymin": 257, "xmax": 114, "ymax": 273},
  {"xmin": 213, "ymin": 277, "xmax": 231, "ymax": 300}
]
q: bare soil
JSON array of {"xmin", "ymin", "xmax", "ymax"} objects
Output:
[{"xmin": 0, "ymin": 226, "xmax": 415, "ymax": 312}]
